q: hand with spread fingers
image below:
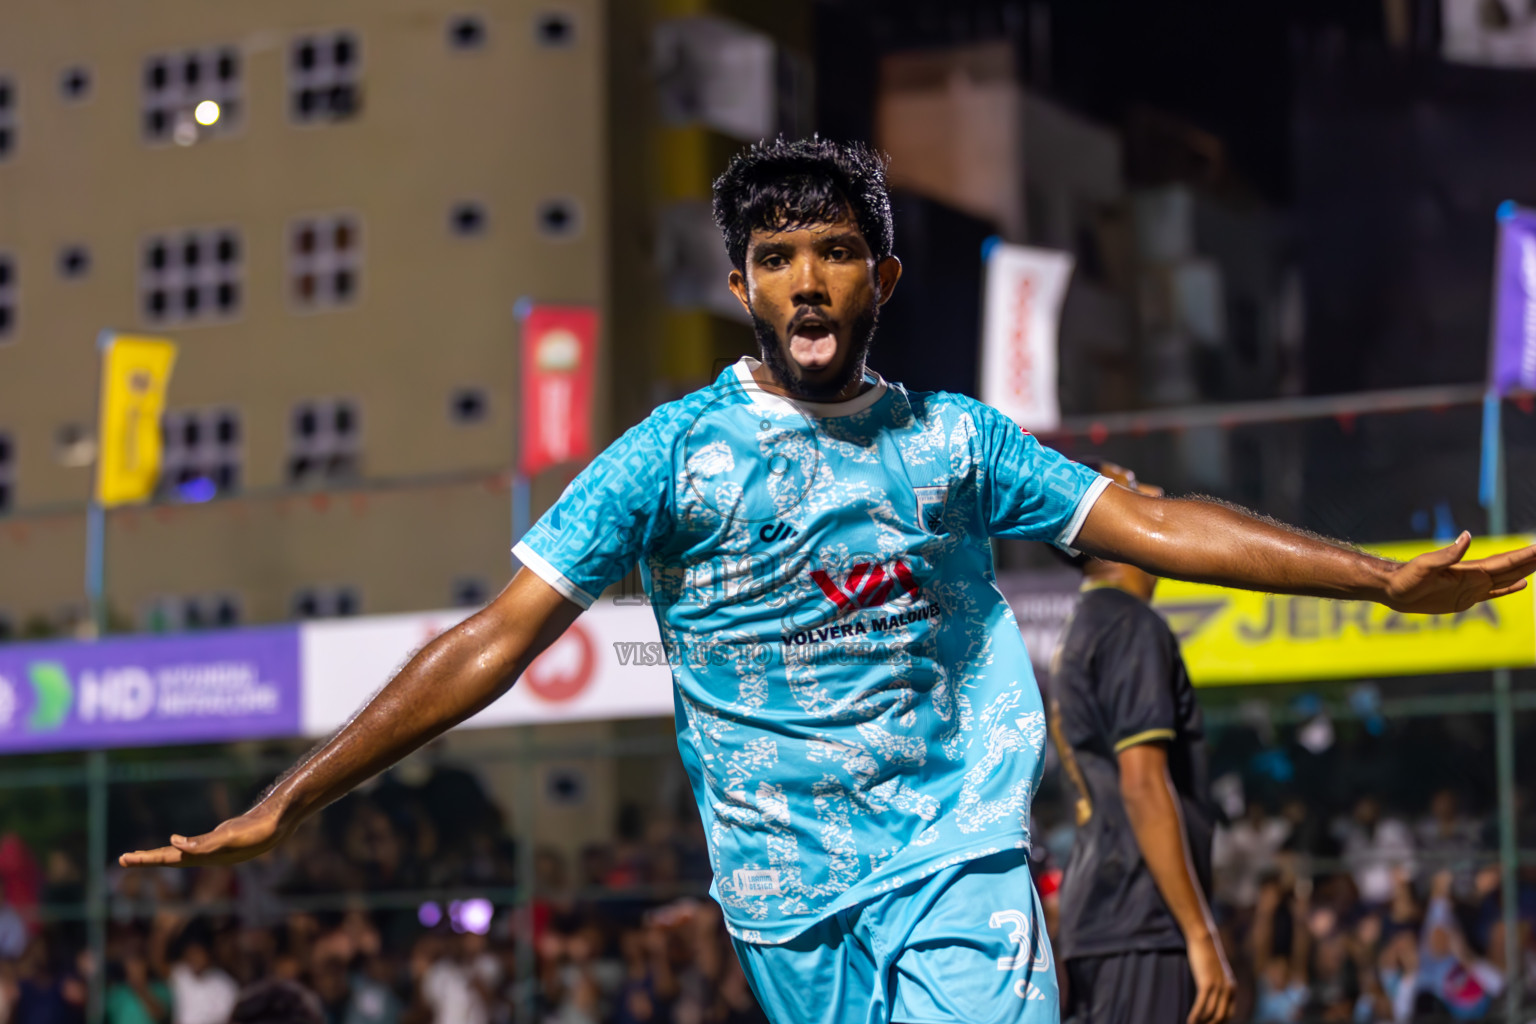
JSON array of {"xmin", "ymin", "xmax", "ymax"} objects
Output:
[
  {"xmin": 118, "ymin": 806, "xmax": 287, "ymax": 868},
  {"xmin": 1381, "ymin": 532, "xmax": 1536, "ymax": 613}
]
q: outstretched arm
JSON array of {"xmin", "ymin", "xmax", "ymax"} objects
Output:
[
  {"xmin": 119, "ymin": 569, "xmax": 583, "ymax": 867},
  {"xmin": 1076, "ymin": 484, "xmax": 1536, "ymax": 613}
]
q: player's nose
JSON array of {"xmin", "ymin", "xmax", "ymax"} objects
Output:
[{"xmin": 789, "ymin": 257, "xmax": 829, "ymax": 309}]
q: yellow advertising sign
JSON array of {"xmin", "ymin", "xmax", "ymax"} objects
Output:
[
  {"xmin": 95, "ymin": 334, "xmax": 177, "ymax": 507},
  {"xmin": 1152, "ymin": 535, "xmax": 1536, "ymax": 686}
]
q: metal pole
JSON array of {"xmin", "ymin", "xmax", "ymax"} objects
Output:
[
  {"xmin": 1493, "ymin": 669, "xmax": 1521, "ymax": 1022},
  {"xmin": 85, "ymin": 749, "xmax": 108, "ymax": 1024},
  {"xmin": 84, "ymin": 501, "xmax": 107, "ymax": 1020},
  {"xmin": 1482, "ymin": 392, "xmax": 1522, "ymax": 1022},
  {"xmin": 514, "ymin": 727, "xmax": 537, "ymax": 1024},
  {"xmin": 84, "ymin": 333, "xmax": 112, "ymax": 1021},
  {"xmin": 85, "ymin": 501, "xmax": 106, "ymax": 638},
  {"xmin": 512, "ymin": 474, "xmax": 531, "ymax": 554}
]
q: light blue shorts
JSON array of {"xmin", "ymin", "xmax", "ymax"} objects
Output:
[{"xmin": 732, "ymin": 849, "xmax": 1058, "ymax": 1024}]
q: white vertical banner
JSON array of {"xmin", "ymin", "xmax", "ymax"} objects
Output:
[{"xmin": 980, "ymin": 241, "xmax": 1074, "ymax": 431}]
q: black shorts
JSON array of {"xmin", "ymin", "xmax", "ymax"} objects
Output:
[{"xmin": 1064, "ymin": 950, "xmax": 1193, "ymax": 1024}]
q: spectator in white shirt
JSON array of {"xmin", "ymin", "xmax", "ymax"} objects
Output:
[
  {"xmin": 152, "ymin": 917, "xmax": 238, "ymax": 1024},
  {"xmin": 415, "ymin": 931, "xmax": 500, "ymax": 1024},
  {"xmin": 1334, "ymin": 797, "xmax": 1416, "ymax": 907},
  {"xmin": 1212, "ymin": 802, "xmax": 1291, "ymax": 910}
]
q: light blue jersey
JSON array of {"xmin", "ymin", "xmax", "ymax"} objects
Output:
[{"xmin": 514, "ymin": 357, "xmax": 1108, "ymax": 945}]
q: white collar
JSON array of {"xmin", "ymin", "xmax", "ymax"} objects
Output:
[{"xmin": 730, "ymin": 356, "xmax": 888, "ymax": 418}]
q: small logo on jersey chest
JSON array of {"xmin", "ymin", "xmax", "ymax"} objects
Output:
[
  {"xmin": 758, "ymin": 521, "xmax": 799, "ymax": 544},
  {"xmin": 732, "ymin": 868, "xmax": 782, "ymax": 897},
  {"xmin": 914, "ymin": 485, "xmax": 947, "ymax": 533}
]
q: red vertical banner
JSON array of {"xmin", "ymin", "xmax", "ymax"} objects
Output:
[{"xmin": 519, "ymin": 305, "xmax": 598, "ymax": 477}]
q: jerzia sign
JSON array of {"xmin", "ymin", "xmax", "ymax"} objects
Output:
[{"xmin": 1154, "ymin": 535, "xmax": 1536, "ymax": 686}]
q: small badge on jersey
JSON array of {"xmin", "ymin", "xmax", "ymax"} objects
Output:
[
  {"xmin": 732, "ymin": 868, "xmax": 782, "ymax": 897},
  {"xmin": 914, "ymin": 485, "xmax": 947, "ymax": 533}
]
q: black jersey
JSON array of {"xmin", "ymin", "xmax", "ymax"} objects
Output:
[{"xmin": 1049, "ymin": 586, "xmax": 1213, "ymax": 960}]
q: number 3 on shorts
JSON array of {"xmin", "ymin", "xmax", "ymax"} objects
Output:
[{"xmin": 989, "ymin": 908, "xmax": 1052, "ymax": 973}]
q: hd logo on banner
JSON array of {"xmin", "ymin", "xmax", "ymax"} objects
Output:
[
  {"xmin": 0, "ymin": 627, "xmax": 301, "ymax": 752},
  {"xmin": 980, "ymin": 240, "xmax": 1074, "ymax": 432},
  {"xmin": 1154, "ymin": 535, "xmax": 1536, "ymax": 686}
]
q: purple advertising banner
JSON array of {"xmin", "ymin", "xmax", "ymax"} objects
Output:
[
  {"xmin": 1491, "ymin": 205, "xmax": 1536, "ymax": 395},
  {"xmin": 0, "ymin": 626, "xmax": 301, "ymax": 753}
]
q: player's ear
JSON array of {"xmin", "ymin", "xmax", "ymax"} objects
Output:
[
  {"xmin": 875, "ymin": 255, "xmax": 902, "ymax": 306},
  {"xmin": 728, "ymin": 268, "xmax": 751, "ymax": 316}
]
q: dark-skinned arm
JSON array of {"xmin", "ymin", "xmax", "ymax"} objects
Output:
[
  {"xmin": 118, "ymin": 569, "xmax": 582, "ymax": 867},
  {"xmin": 1119, "ymin": 742, "xmax": 1235, "ymax": 1024},
  {"xmin": 1076, "ymin": 484, "xmax": 1536, "ymax": 613}
]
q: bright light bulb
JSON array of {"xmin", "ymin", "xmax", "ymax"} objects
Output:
[{"xmin": 194, "ymin": 100, "xmax": 221, "ymax": 126}]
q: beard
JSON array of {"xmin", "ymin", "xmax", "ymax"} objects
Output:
[{"xmin": 750, "ymin": 301, "xmax": 879, "ymax": 401}]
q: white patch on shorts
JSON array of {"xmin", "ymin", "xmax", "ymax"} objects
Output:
[{"xmin": 732, "ymin": 868, "xmax": 782, "ymax": 897}]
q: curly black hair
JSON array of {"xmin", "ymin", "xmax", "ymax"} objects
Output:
[
  {"xmin": 711, "ymin": 136, "xmax": 894, "ymax": 274},
  {"xmin": 230, "ymin": 980, "xmax": 325, "ymax": 1024}
]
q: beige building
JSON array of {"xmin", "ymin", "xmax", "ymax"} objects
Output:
[
  {"xmin": 0, "ymin": 0, "xmax": 611, "ymax": 637},
  {"xmin": 0, "ymin": 0, "xmax": 810, "ymax": 643}
]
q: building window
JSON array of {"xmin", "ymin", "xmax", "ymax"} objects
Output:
[
  {"xmin": 290, "ymin": 214, "xmax": 361, "ymax": 309},
  {"xmin": 0, "ymin": 76, "xmax": 15, "ymax": 160},
  {"xmin": 141, "ymin": 228, "xmax": 242, "ymax": 325},
  {"xmin": 534, "ymin": 11, "xmax": 575, "ymax": 48},
  {"xmin": 452, "ymin": 577, "xmax": 489, "ymax": 607},
  {"xmin": 60, "ymin": 66, "xmax": 90, "ymax": 102},
  {"xmin": 142, "ymin": 47, "xmax": 242, "ymax": 144},
  {"xmin": 536, "ymin": 198, "xmax": 581, "ymax": 239},
  {"xmin": 290, "ymin": 31, "xmax": 361, "ymax": 123},
  {"xmin": 448, "ymin": 15, "xmax": 487, "ymax": 50},
  {"xmin": 0, "ymin": 432, "xmax": 13, "ymax": 514},
  {"xmin": 142, "ymin": 593, "xmax": 241, "ymax": 632},
  {"xmin": 292, "ymin": 585, "xmax": 359, "ymax": 619},
  {"xmin": 58, "ymin": 245, "xmax": 89, "ymax": 279},
  {"xmin": 450, "ymin": 201, "xmax": 487, "ymax": 236},
  {"xmin": 55, "ymin": 423, "xmax": 95, "ymax": 468},
  {"xmin": 159, "ymin": 408, "xmax": 241, "ymax": 500},
  {"xmin": 288, "ymin": 399, "xmax": 360, "ymax": 484},
  {"xmin": 450, "ymin": 387, "xmax": 488, "ymax": 424},
  {"xmin": 0, "ymin": 254, "xmax": 14, "ymax": 340}
]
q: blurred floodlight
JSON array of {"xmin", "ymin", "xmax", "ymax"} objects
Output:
[
  {"xmin": 194, "ymin": 100, "xmax": 221, "ymax": 126},
  {"xmin": 417, "ymin": 901, "xmax": 442, "ymax": 928},
  {"xmin": 177, "ymin": 476, "xmax": 217, "ymax": 504},
  {"xmin": 449, "ymin": 898, "xmax": 493, "ymax": 935}
]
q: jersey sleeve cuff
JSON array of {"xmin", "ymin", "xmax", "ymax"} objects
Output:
[
  {"xmin": 1113, "ymin": 728, "xmax": 1176, "ymax": 753},
  {"xmin": 512, "ymin": 540, "xmax": 597, "ymax": 609},
  {"xmin": 1055, "ymin": 473, "xmax": 1112, "ymax": 556}
]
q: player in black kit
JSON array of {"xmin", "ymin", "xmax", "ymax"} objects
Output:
[{"xmin": 1050, "ymin": 462, "xmax": 1235, "ymax": 1024}]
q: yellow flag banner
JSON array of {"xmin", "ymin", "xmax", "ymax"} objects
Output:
[
  {"xmin": 1152, "ymin": 535, "xmax": 1536, "ymax": 686},
  {"xmin": 95, "ymin": 334, "xmax": 177, "ymax": 507}
]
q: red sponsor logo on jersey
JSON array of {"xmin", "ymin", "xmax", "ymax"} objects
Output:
[{"xmin": 809, "ymin": 560, "xmax": 921, "ymax": 611}]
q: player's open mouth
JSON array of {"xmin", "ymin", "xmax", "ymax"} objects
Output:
[{"xmin": 788, "ymin": 319, "xmax": 837, "ymax": 370}]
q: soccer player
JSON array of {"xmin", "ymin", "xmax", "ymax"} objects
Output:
[
  {"xmin": 122, "ymin": 137, "xmax": 1536, "ymax": 1024},
  {"xmin": 1049, "ymin": 461, "xmax": 1230, "ymax": 1024}
]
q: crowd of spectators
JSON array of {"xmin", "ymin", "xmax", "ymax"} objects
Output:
[
  {"xmin": 0, "ymin": 750, "xmax": 1530, "ymax": 1022},
  {"xmin": 1197, "ymin": 788, "xmax": 1536, "ymax": 1022},
  {"xmin": 0, "ymin": 755, "xmax": 760, "ymax": 1024}
]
